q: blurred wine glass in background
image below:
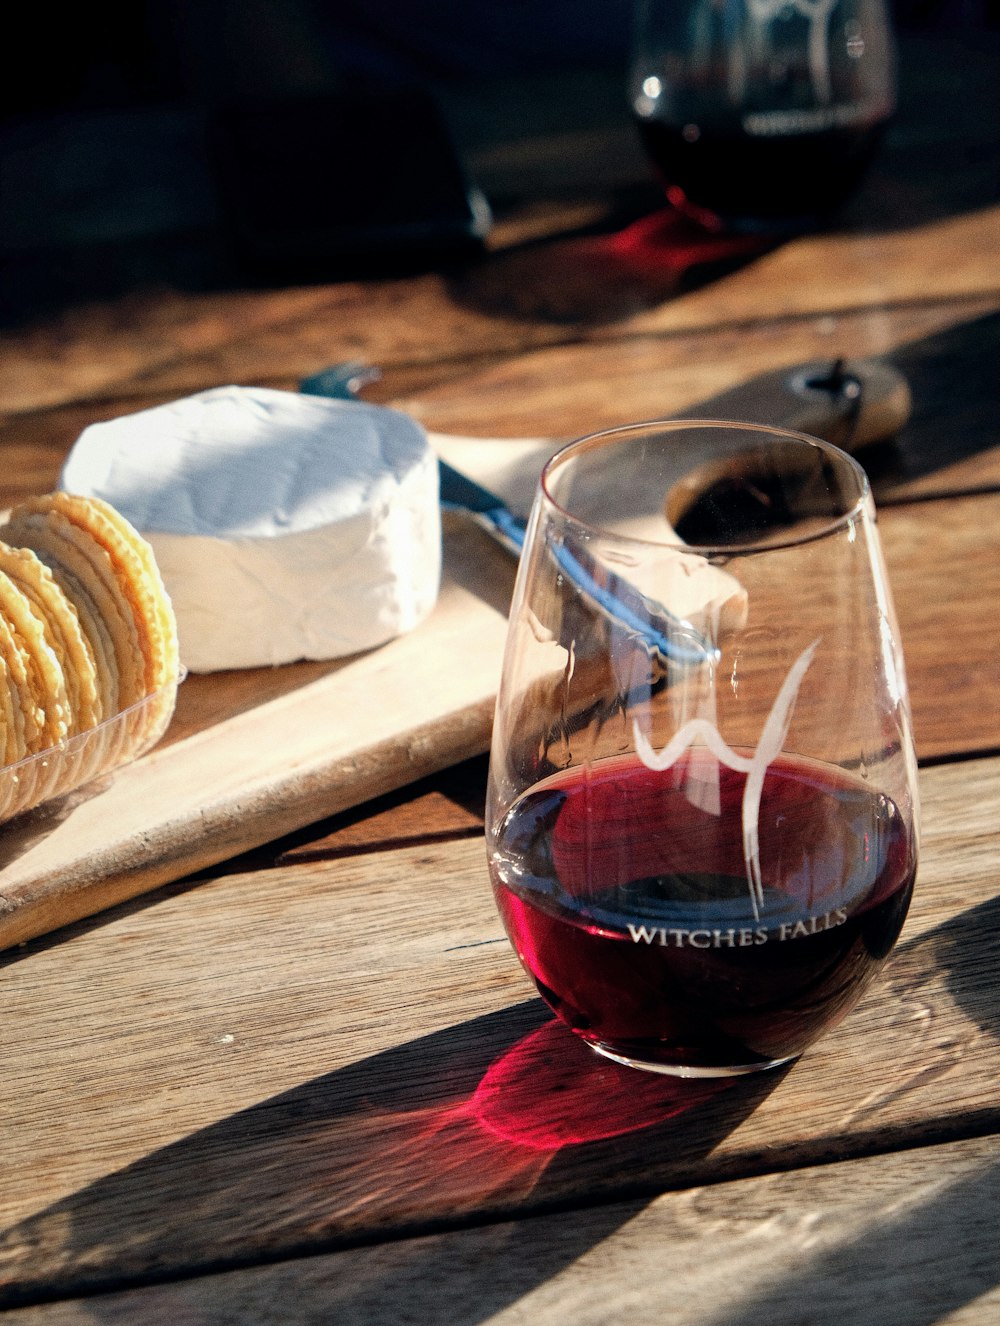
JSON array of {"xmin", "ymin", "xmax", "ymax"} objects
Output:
[{"xmin": 630, "ymin": 0, "xmax": 897, "ymax": 232}]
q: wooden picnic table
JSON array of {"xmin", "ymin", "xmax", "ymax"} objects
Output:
[{"xmin": 2, "ymin": 26, "xmax": 999, "ymax": 1324}]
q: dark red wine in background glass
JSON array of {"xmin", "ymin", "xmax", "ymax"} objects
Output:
[
  {"xmin": 635, "ymin": 114, "xmax": 888, "ymax": 231},
  {"xmin": 489, "ymin": 750, "xmax": 915, "ymax": 1073}
]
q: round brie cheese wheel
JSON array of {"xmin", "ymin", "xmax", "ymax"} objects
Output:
[{"xmin": 60, "ymin": 386, "xmax": 441, "ymax": 672}]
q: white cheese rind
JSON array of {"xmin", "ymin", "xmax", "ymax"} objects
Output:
[{"xmin": 60, "ymin": 386, "xmax": 441, "ymax": 672}]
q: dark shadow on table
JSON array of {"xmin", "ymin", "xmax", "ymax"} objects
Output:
[
  {"xmin": 0, "ymin": 999, "xmax": 782, "ymax": 1311},
  {"xmin": 866, "ymin": 311, "xmax": 1000, "ymax": 497},
  {"xmin": 6, "ymin": 890, "xmax": 1000, "ymax": 1320},
  {"xmin": 719, "ymin": 888, "xmax": 1000, "ymax": 1326},
  {"xmin": 701, "ymin": 895, "xmax": 1000, "ymax": 1326},
  {"xmin": 914, "ymin": 891, "xmax": 1000, "ymax": 1057},
  {"xmin": 346, "ymin": 874, "xmax": 1000, "ymax": 1326},
  {"xmin": 448, "ymin": 204, "xmax": 778, "ymax": 326},
  {"xmin": 2, "ymin": 23, "xmax": 996, "ymax": 330},
  {"xmin": 704, "ymin": 1153, "xmax": 1000, "ymax": 1326}
]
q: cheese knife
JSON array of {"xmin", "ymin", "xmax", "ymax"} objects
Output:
[{"xmin": 300, "ymin": 357, "xmax": 911, "ymax": 667}]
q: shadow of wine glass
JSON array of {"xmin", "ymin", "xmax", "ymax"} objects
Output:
[
  {"xmin": 339, "ymin": 898, "xmax": 1000, "ymax": 1326},
  {"xmin": 903, "ymin": 891, "xmax": 1000, "ymax": 1048},
  {"xmin": 863, "ymin": 311, "xmax": 1000, "ymax": 494},
  {"xmin": 448, "ymin": 206, "xmax": 775, "ymax": 327},
  {"xmin": 697, "ymin": 892, "xmax": 1000, "ymax": 1326},
  {"xmin": 697, "ymin": 1146, "xmax": 1000, "ymax": 1326},
  {"xmin": 0, "ymin": 1000, "xmax": 783, "ymax": 1311}
]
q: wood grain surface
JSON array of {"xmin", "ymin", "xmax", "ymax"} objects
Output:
[
  {"xmin": 2, "ymin": 298, "xmax": 997, "ymax": 521},
  {"xmin": 3, "ymin": 206, "xmax": 998, "ymax": 418},
  {"xmin": 401, "ymin": 299, "xmax": 1000, "ymax": 505},
  {"xmin": 1, "ymin": 753, "xmax": 997, "ymax": 1306},
  {"xmin": 2, "ymin": 26, "xmax": 998, "ymax": 1317},
  {"xmin": 10, "ymin": 1131, "xmax": 1000, "ymax": 1324}
]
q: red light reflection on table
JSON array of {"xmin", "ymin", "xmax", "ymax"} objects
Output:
[
  {"xmin": 466, "ymin": 1018, "xmax": 729, "ymax": 1151},
  {"xmin": 0, "ymin": 1013, "xmax": 748, "ymax": 1276},
  {"xmin": 600, "ymin": 207, "xmax": 773, "ymax": 278},
  {"xmin": 451, "ymin": 206, "xmax": 775, "ymax": 325},
  {"xmin": 348, "ymin": 1017, "xmax": 739, "ymax": 1223}
]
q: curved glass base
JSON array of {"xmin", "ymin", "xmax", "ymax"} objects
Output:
[{"xmin": 589, "ymin": 1040, "xmax": 800, "ymax": 1079}]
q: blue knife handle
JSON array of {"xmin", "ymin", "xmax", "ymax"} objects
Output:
[
  {"xmin": 450, "ymin": 497, "xmax": 713, "ymax": 669},
  {"xmin": 446, "ymin": 502, "xmax": 527, "ymax": 559},
  {"xmin": 548, "ymin": 537, "xmax": 717, "ymax": 669}
]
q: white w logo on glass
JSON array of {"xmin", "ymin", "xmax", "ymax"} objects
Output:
[{"xmin": 633, "ymin": 640, "xmax": 819, "ymax": 921}]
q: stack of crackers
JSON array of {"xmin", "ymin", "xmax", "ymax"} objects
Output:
[{"xmin": 0, "ymin": 492, "xmax": 179, "ymax": 820}]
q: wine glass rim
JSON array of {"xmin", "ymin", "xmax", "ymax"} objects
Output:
[{"xmin": 539, "ymin": 417, "xmax": 872, "ymax": 555}]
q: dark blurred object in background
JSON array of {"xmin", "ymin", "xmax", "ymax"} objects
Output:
[
  {"xmin": 630, "ymin": 0, "xmax": 900, "ymax": 233},
  {"xmin": 4, "ymin": 0, "xmax": 996, "ymax": 118},
  {"xmin": 210, "ymin": 88, "xmax": 491, "ymax": 277},
  {"xmin": 1, "ymin": 0, "xmax": 997, "ymax": 323}
]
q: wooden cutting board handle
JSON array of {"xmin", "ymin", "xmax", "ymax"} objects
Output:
[
  {"xmin": 664, "ymin": 358, "xmax": 911, "ymax": 536},
  {"xmin": 773, "ymin": 358, "xmax": 911, "ymax": 451},
  {"xmin": 687, "ymin": 356, "xmax": 911, "ymax": 452}
]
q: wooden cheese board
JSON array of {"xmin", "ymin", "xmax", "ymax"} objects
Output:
[
  {"xmin": 0, "ymin": 504, "xmax": 521, "ymax": 952},
  {"xmin": 0, "ymin": 361, "xmax": 912, "ymax": 952}
]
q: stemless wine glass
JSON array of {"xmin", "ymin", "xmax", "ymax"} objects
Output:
[
  {"xmin": 630, "ymin": 0, "xmax": 897, "ymax": 231},
  {"xmin": 486, "ymin": 421, "xmax": 919, "ymax": 1077}
]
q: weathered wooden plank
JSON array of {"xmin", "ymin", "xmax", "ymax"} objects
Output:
[
  {"xmin": 879, "ymin": 492, "xmax": 1000, "ymax": 759},
  {"xmin": 394, "ymin": 300, "xmax": 1000, "ymax": 504},
  {"xmin": 2, "ymin": 206, "xmax": 997, "ymax": 420},
  {"xmin": 3, "ymin": 296, "xmax": 996, "ymax": 513},
  {"xmin": 10, "ymin": 1132, "xmax": 1000, "ymax": 1323},
  {"xmin": 1, "ymin": 754, "xmax": 997, "ymax": 1304},
  {"xmin": 276, "ymin": 757, "xmax": 488, "ymax": 865}
]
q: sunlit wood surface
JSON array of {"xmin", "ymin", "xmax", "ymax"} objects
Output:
[
  {"xmin": 2, "ymin": 754, "xmax": 998, "ymax": 1308},
  {"xmin": 2, "ymin": 27, "xmax": 999, "ymax": 1322}
]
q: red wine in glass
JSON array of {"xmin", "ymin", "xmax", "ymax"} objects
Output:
[
  {"xmin": 630, "ymin": 0, "xmax": 898, "ymax": 231},
  {"xmin": 485, "ymin": 418, "xmax": 919, "ymax": 1076},
  {"xmin": 490, "ymin": 750, "xmax": 915, "ymax": 1074},
  {"xmin": 635, "ymin": 114, "xmax": 888, "ymax": 230}
]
